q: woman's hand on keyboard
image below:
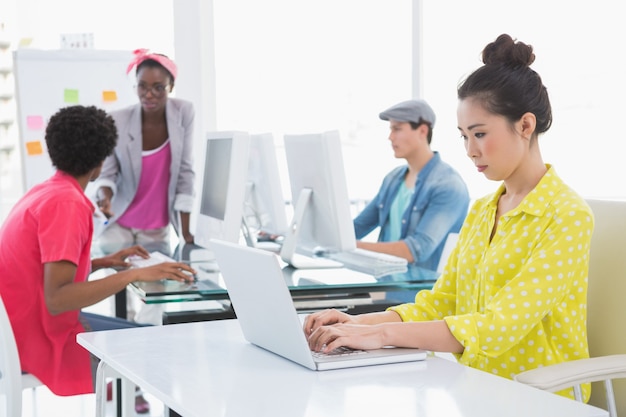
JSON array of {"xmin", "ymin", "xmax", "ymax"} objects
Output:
[
  {"xmin": 306, "ymin": 321, "xmax": 389, "ymax": 353},
  {"xmin": 303, "ymin": 309, "xmax": 356, "ymax": 338},
  {"xmin": 132, "ymin": 262, "xmax": 196, "ymax": 283},
  {"xmin": 92, "ymin": 245, "xmax": 150, "ymax": 270},
  {"xmin": 304, "ymin": 308, "xmax": 404, "ymax": 353}
]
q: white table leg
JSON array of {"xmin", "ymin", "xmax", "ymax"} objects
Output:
[{"xmin": 95, "ymin": 360, "xmax": 135, "ymax": 417}]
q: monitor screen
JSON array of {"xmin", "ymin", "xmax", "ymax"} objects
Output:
[
  {"xmin": 243, "ymin": 133, "xmax": 289, "ymax": 238},
  {"xmin": 280, "ymin": 130, "xmax": 356, "ymax": 259},
  {"xmin": 200, "ymin": 138, "xmax": 231, "ymax": 220},
  {"xmin": 195, "ymin": 131, "xmax": 251, "ymax": 252}
]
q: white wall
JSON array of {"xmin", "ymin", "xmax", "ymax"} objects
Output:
[
  {"xmin": 2, "ymin": 0, "xmax": 625, "ymax": 227},
  {"xmin": 421, "ymin": 1, "xmax": 626, "ymax": 200}
]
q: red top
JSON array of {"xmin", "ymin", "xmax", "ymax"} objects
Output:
[{"xmin": 0, "ymin": 171, "xmax": 94, "ymax": 395}]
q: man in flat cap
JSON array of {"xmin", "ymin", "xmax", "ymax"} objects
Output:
[{"xmin": 353, "ymin": 99, "xmax": 469, "ymax": 274}]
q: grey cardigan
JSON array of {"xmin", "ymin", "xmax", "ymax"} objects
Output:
[{"xmin": 96, "ymin": 97, "xmax": 196, "ymax": 234}]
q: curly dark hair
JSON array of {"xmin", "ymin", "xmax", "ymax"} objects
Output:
[
  {"xmin": 457, "ymin": 34, "xmax": 552, "ymax": 137},
  {"xmin": 45, "ymin": 105, "xmax": 117, "ymax": 177}
]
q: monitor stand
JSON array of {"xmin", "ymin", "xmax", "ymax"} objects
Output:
[
  {"xmin": 241, "ymin": 216, "xmax": 281, "ymax": 253},
  {"xmin": 279, "ymin": 188, "xmax": 343, "ymax": 269}
]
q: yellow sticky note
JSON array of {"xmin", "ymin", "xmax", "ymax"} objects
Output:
[
  {"xmin": 64, "ymin": 89, "xmax": 79, "ymax": 103},
  {"xmin": 102, "ymin": 90, "xmax": 117, "ymax": 102},
  {"xmin": 26, "ymin": 141, "xmax": 43, "ymax": 156},
  {"xmin": 26, "ymin": 115, "xmax": 44, "ymax": 130},
  {"xmin": 102, "ymin": 90, "xmax": 117, "ymax": 103},
  {"xmin": 19, "ymin": 38, "xmax": 33, "ymax": 47}
]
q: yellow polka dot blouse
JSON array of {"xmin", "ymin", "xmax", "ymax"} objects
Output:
[{"xmin": 390, "ymin": 166, "xmax": 594, "ymax": 399}]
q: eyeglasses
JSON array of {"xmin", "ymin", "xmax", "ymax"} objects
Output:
[{"xmin": 136, "ymin": 83, "xmax": 170, "ymax": 97}]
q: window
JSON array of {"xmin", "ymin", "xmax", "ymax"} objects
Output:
[{"xmin": 212, "ymin": 0, "xmax": 412, "ymax": 201}]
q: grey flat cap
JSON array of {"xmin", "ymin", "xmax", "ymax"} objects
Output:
[{"xmin": 379, "ymin": 99, "xmax": 436, "ymax": 128}]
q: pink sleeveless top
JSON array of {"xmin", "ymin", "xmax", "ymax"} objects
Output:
[{"xmin": 118, "ymin": 139, "xmax": 171, "ymax": 229}]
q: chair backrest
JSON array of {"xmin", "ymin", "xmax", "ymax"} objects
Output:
[
  {"xmin": 437, "ymin": 232, "xmax": 459, "ymax": 273},
  {"xmin": 585, "ymin": 199, "xmax": 626, "ymax": 413},
  {"xmin": 0, "ymin": 295, "xmax": 24, "ymax": 416}
]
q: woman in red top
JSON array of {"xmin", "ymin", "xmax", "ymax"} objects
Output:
[{"xmin": 0, "ymin": 106, "xmax": 194, "ymax": 408}]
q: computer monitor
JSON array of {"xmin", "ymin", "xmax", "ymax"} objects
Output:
[
  {"xmin": 241, "ymin": 133, "xmax": 289, "ymax": 249},
  {"xmin": 194, "ymin": 131, "xmax": 251, "ymax": 254},
  {"xmin": 280, "ymin": 130, "xmax": 357, "ymax": 268}
]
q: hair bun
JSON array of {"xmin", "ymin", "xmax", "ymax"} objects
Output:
[{"xmin": 482, "ymin": 34, "xmax": 535, "ymax": 68}]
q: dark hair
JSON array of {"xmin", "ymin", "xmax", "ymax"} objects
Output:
[
  {"xmin": 409, "ymin": 120, "xmax": 434, "ymax": 144},
  {"xmin": 457, "ymin": 34, "xmax": 552, "ymax": 136},
  {"xmin": 137, "ymin": 56, "xmax": 175, "ymax": 87},
  {"xmin": 45, "ymin": 105, "xmax": 117, "ymax": 176}
]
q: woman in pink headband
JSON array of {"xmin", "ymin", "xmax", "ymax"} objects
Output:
[
  {"xmin": 95, "ymin": 48, "xmax": 196, "ymax": 253},
  {"xmin": 93, "ymin": 50, "xmax": 197, "ymax": 413}
]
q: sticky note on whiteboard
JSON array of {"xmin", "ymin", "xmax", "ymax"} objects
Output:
[
  {"xmin": 26, "ymin": 115, "xmax": 44, "ymax": 130},
  {"xmin": 64, "ymin": 88, "xmax": 79, "ymax": 103},
  {"xmin": 26, "ymin": 141, "xmax": 43, "ymax": 156},
  {"xmin": 102, "ymin": 90, "xmax": 117, "ymax": 102},
  {"xmin": 19, "ymin": 37, "xmax": 33, "ymax": 47}
]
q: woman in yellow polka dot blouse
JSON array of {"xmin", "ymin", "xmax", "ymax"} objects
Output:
[{"xmin": 304, "ymin": 33, "xmax": 594, "ymax": 401}]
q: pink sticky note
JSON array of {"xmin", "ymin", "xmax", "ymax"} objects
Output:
[{"xmin": 26, "ymin": 115, "xmax": 44, "ymax": 130}]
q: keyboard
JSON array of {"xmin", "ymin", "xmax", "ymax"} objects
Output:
[
  {"xmin": 283, "ymin": 253, "xmax": 344, "ymax": 269},
  {"xmin": 331, "ymin": 248, "xmax": 408, "ymax": 267},
  {"xmin": 127, "ymin": 251, "xmax": 177, "ymax": 268},
  {"xmin": 311, "ymin": 346, "xmax": 367, "ymax": 358},
  {"xmin": 329, "ymin": 248, "xmax": 408, "ymax": 276},
  {"xmin": 128, "ymin": 251, "xmax": 220, "ymax": 271}
]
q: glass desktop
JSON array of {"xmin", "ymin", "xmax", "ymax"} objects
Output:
[{"xmin": 128, "ymin": 243, "xmax": 439, "ymax": 305}]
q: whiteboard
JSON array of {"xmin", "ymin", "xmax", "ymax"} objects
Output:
[{"xmin": 13, "ymin": 49, "xmax": 136, "ymax": 192}]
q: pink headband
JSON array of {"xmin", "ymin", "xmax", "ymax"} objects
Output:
[{"xmin": 126, "ymin": 48, "xmax": 178, "ymax": 80}]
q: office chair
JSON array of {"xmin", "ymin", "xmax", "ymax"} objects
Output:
[
  {"xmin": 1, "ymin": 295, "xmax": 132, "ymax": 417},
  {"xmin": 0, "ymin": 295, "xmax": 44, "ymax": 416},
  {"xmin": 514, "ymin": 199, "xmax": 626, "ymax": 417}
]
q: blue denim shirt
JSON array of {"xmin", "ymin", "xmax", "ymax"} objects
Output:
[{"xmin": 353, "ymin": 152, "xmax": 469, "ymax": 270}]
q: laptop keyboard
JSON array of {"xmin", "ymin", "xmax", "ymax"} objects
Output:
[{"xmin": 311, "ymin": 346, "xmax": 367, "ymax": 358}]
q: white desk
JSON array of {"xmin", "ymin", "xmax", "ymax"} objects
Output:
[{"xmin": 77, "ymin": 319, "xmax": 608, "ymax": 417}]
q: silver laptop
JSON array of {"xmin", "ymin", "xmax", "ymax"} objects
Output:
[{"xmin": 209, "ymin": 239, "xmax": 428, "ymax": 371}]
